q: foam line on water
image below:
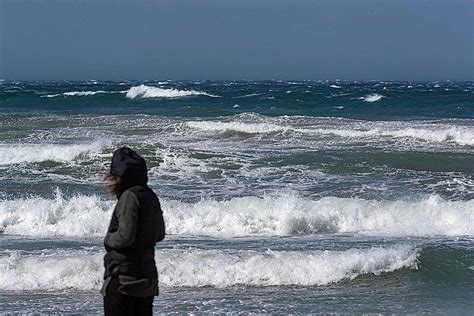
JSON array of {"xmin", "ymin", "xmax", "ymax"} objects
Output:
[
  {"xmin": 0, "ymin": 140, "xmax": 109, "ymax": 165},
  {"xmin": 125, "ymin": 85, "xmax": 219, "ymax": 99},
  {"xmin": 0, "ymin": 246, "xmax": 417, "ymax": 290}
]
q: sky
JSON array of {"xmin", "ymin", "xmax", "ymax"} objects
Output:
[{"xmin": 0, "ymin": 0, "xmax": 473, "ymax": 81}]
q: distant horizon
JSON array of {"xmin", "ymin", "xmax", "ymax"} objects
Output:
[{"xmin": 1, "ymin": 78, "xmax": 473, "ymax": 83}]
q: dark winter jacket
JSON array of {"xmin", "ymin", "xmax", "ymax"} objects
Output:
[{"xmin": 103, "ymin": 147, "xmax": 165, "ymax": 296}]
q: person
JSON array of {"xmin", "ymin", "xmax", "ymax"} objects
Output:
[{"xmin": 101, "ymin": 147, "xmax": 165, "ymax": 315}]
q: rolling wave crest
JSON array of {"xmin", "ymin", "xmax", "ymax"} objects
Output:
[
  {"xmin": 0, "ymin": 246, "xmax": 417, "ymax": 290},
  {"xmin": 0, "ymin": 192, "xmax": 472, "ymax": 237},
  {"xmin": 126, "ymin": 85, "xmax": 219, "ymax": 99}
]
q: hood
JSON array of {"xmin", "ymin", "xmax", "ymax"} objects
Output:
[{"xmin": 109, "ymin": 147, "xmax": 148, "ymax": 190}]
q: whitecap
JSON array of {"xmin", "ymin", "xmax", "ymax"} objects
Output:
[
  {"xmin": 186, "ymin": 121, "xmax": 290, "ymax": 134},
  {"xmin": 0, "ymin": 246, "xmax": 417, "ymax": 290},
  {"xmin": 125, "ymin": 84, "xmax": 219, "ymax": 99},
  {"xmin": 43, "ymin": 90, "xmax": 123, "ymax": 97},
  {"xmin": 0, "ymin": 140, "xmax": 109, "ymax": 165},
  {"xmin": 164, "ymin": 194, "xmax": 474, "ymax": 237},
  {"xmin": 0, "ymin": 190, "xmax": 113, "ymax": 237},
  {"xmin": 1, "ymin": 192, "xmax": 472, "ymax": 238},
  {"xmin": 359, "ymin": 93, "xmax": 384, "ymax": 102},
  {"xmin": 234, "ymin": 93, "xmax": 262, "ymax": 98},
  {"xmin": 317, "ymin": 125, "xmax": 474, "ymax": 146}
]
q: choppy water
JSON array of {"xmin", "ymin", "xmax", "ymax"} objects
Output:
[{"xmin": 0, "ymin": 80, "xmax": 473, "ymax": 314}]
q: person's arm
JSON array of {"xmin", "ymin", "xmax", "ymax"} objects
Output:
[
  {"xmin": 104, "ymin": 190, "xmax": 139, "ymax": 249},
  {"xmin": 156, "ymin": 200, "xmax": 166, "ymax": 242}
]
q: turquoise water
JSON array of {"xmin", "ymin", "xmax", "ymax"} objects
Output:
[{"xmin": 0, "ymin": 80, "xmax": 473, "ymax": 314}]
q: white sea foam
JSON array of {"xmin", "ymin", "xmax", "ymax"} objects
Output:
[
  {"xmin": 0, "ymin": 190, "xmax": 113, "ymax": 237},
  {"xmin": 186, "ymin": 118, "xmax": 473, "ymax": 145},
  {"xmin": 164, "ymin": 194, "xmax": 474, "ymax": 237},
  {"xmin": 0, "ymin": 140, "xmax": 108, "ymax": 165},
  {"xmin": 330, "ymin": 84, "xmax": 342, "ymax": 89},
  {"xmin": 235, "ymin": 93, "xmax": 263, "ymax": 98},
  {"xmin": 44, "ymin": 90, "xmax": 117, "ymax": 97},
  {"xmin": 319, "ymin": 126, "xmax": 474, "ymax": 146},
  {"xmin": 1, "ymin": 193, "xmax": 472, "ymax": 238},
  {"xmin": 359, "ymin": 93, "xmax": 384, "ymax": 102},
  {"xmin": 152, "ymin": 148, "xmax": 216, "ymax": 178},
  {"xmin": 160, "ymin": 246, "xmax": 417, "ymax": 287},
  {"xmin": 0, "ymin": 246, "xmax": 417, "ymax": 290},
  {"xmin": 125, "ymin": 85, "xmax": 219, "ymax": 99},
  {"xmin": 0, "ymin": 250, "xmax": 104, "ymax": 291},
  {"xmin": 384, "ymin": 127, "xmax": 474, "ymax": 146},
  {"xmin": 64, "ymin": 91, "xmax": 106, "ymax": 96},
  {"xmin": 186, "ymin": 121, "xmax": 291, "ymax": 134}
]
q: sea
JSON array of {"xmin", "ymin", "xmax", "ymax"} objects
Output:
[{"xmin": 0, "ymin": 80, "xmax": 472, "ymax": 314}]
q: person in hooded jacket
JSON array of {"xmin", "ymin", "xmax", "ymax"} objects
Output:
[{"xmin": 101, "ymin": 147, "xmax": 165, "ymax": 316}]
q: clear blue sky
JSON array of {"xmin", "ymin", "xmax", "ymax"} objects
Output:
[{"xmin": 1, "ymin": 0, "xmax": 473, "ymax": 80}]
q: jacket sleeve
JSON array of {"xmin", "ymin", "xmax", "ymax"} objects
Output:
[
  {"xmin": 156, "ymin": 200, "xmax": 166, "ymax": 242},
  {"xmin": 104, "ymin": 190, "xmax": 139, "ymax": 249}
]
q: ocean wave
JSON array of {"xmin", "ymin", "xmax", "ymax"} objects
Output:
[
  {"xmin": 164, "ymin": 194, "xmax": 474, "ymax": 237},
  {"xmin": 0, "ymin": 190, "xmax": 113, "ymax": 237},
  {"xmin": 0, "ymin": 246, "xmax": 417, "ymax": 290},
  {"xmin": 125, "ymin": 85, "xmax": 219, "ymax": 99},
  {"xmin": 330, "ymin": 85, "xmax": 342, "ymax": 89},
  {"xmin": 0, "ymin": 250, "xmax": 103, "ymax": 291},
  {"xmin": 319, "ymin": 126, "xmax": 474, "ymax": 146},
  {"xmin": 44, "ymin": 91, "xmax": 122, "ymax": 97},
  {"xmin": 359, "ymin": 93, "xmax": 384, "ymax": 102},
  {"xmin": 0, "ymin": 140, "xmax": 109, "ymax": 165},
  {"xmin": 1, "ymin": 193, "xmax": 472, "ymax": 237},
  {"xmin": 186, "ymin": 118, "xmax": 473, "ymax": 145},
  {"xmin": 186, "ymin": 121, "xmax": 292, "ymax": 134},
  {"xmin": 158, "ymin": 246, "xmax": 418, "ymax": 287}
]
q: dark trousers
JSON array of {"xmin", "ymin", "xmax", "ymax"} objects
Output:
[{"xmin": 103, "ymin": 276, "xmax": 154, "ymax": 316}]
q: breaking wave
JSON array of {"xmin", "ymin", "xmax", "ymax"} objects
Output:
[
  {"xmin": 0, "ymin": 192, "xmax": 472, "ymax": 237},
  {"xmin": 186, "ymin": 121, "xmax": 291, "ymax": 134},
  {"xmin": 126, "ymin": 85, "xmax": 219, "ymax": 99},
  {"xmin": 0, "ymin": 246, "xmax": 417, "ymax": 290},
  {"xmin": 0, "ymin": 191, "xmax": 113, "ymax": 237},
  {"xmin": 44, "ymin": 91, "xmax": 123, "ymax": 97},
  {"xmin": 319, "ymin": 126, "xmax": 474, "ymax": 146},
  {"xmin": 360, "ymin": 93, "xmax": 384, "ymax": 102},
  {"xmin": 164, "ymin": 194, "xmax": 474, "ymax": 237},
  {"xmin": 186, "ymin": 118, "xmax": 473, "ymax": 145},
  {"xmin": 159, "ymin": 246, "xmax": 418, "ymax": 287},
  {"xmin": 0, "ymin": 140, "xmax": 109, "ymax": 165}
]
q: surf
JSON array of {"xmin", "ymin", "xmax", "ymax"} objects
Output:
[
  {"xmin": 1, "ymin": 192, "xmax": 472, "ymax": 238},
  {"xmin": 0, "ymin": 245, "xmax": 418, "ymax": 290}
]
